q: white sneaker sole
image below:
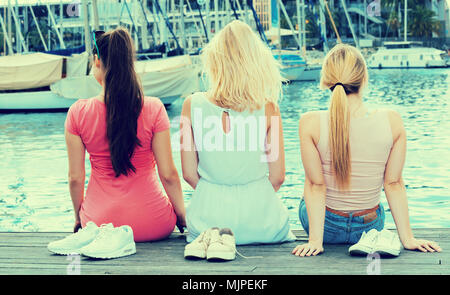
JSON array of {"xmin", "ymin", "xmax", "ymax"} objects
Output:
[
  {"xmin": 206, "ymin": 251, "xmax": 236, "ymax": 261},
  {"xmin": 48, "ymin": 247, "xmax": 84, "ymax": 256},
  {"xmin": 81, "ymin": 242, "xmax": 136, "ymax": 259},
  {"xmin": 374, "ymin": 248, "xmax": 400, "ymax": 257},
  {"xmin": 184, "ymin": 249, "xmax": 206, "ymax": 259},
  {"xmin": 348, "ymin": 244, "xmax": 374, "ymax": 256}
]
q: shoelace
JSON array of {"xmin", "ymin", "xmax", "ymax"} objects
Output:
[
  {"xmin": 198, "ymin": 231, "xmax": 211, "ymax": 247},
  {"xmin": 235, "ymin": 248, "xmax": 263, "ymax": 259},
  {"xmin": 92, "ymin": 224, "xmax": 114, "ymax": 243},
  {"xmin": 362, "ymin": 231, "xmax": 378, "ymax": 244},
  {"xmin": 219, "ymin": 235, "xmax": 264, "ymax": 259},
  {"xmin": 197, "ymin": 229, "xmax": 265, "ymax": 259}
]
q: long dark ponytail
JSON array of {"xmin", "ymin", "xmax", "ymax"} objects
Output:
[{"xmin": 94, "ymin": 27, "xmax": 143, "ymax": 177}]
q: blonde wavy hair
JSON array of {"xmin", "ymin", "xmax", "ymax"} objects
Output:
[
  {"xmin": 201, "ymin": 20, "xmax": 285, "ymax": 112},
  {"xmin": 319, "ymin": 43, "xmax": 369, "ymax": 189}
]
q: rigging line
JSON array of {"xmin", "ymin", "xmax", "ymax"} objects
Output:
[
  {"xmin": 195, "ymin": 2, "xmax": 209, "ymax": 43},
  {"xmin": 324, "ymin": 0, "xmax": 341, "ymax": 43},
  {"xmin": 153, "ymin": 0, "xmax": 182, "ymax": 49},
  {"xmin": 246, "ymin": 0, "xmax": 269, "ymax": 46},
  {"xmin": 138, "ymin": 0, "xmax": 156, "ymax": 43},
  {"xmin": 229, "ymin": 0, "xmax": 239, "ymax": 20}
]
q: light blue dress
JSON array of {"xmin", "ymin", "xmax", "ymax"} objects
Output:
[{"xmin": 186, "ymin": 92, "xmax": 295, "ymax": 245}]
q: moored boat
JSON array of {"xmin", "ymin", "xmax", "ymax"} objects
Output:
[
  {"xmin": 367, "ymin": 41, "xmax": 447, "ymax": 69},
  {"xmin": 0, "ymin": 53, "xmax": 200, "ymax": 111}
]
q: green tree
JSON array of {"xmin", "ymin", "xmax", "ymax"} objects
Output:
[
  {"xmin": 381, "ymin": 0, "xmax": 442, "ymax": 38},
  {"xmin": 407, "ymin": 3, "xmax": 441, "ymax": 37}
]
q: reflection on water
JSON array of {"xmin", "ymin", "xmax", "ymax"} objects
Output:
[{"xmin": 0, "ymin": 68, "xmax": 449, "ymax": 232}]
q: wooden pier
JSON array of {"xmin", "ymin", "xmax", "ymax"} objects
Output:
[{"xmin": 0, "ymin": 229, "xmax": 447, "ymax": 275}]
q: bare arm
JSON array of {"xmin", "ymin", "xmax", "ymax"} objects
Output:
[
  {"xmin": 265, "ymin": 103, "xmax": 286, "ymax": 192},
  {"xmin": 292, "ymin": 112, "xmax": 326, "ymax": 257},
  {"xmin": 180, "ymin": 96, "xmax": 201, "ymax": 189},
  {"xmin": 65, "ymin": 130, "xmax": 86, "ymax": 232},
  {"xmin": 152, "ymin": 129, "xmax": 186, "ymax": 231},
  {"xmin": 384, "ymin": 110, "xmax": 441, "ymax": 252}
]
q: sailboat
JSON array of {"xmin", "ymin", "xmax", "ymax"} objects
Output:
[
  {"xmin": 367, "ymin": 0, "xmax": 447, "ymax": 69},
  {"xmin": 251, "ymin": 0, "xmax": 321, "ymax": 81},
  {"xmin": 0, "ymin": 0, "xmax": 201, "ymax": 111}
]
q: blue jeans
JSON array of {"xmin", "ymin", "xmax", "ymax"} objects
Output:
[{"xmin": 298, "ymin": 198, "xmax": 385, "ymax": 244}]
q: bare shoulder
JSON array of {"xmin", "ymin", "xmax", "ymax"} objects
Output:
[
  {"xmin": 384, "ymin": 109, "xmax": 405, "ymax": 142},
  {"xmin": 181, "ymin": 95, "xmax": 193, "ymax": 119},
  {"xmin": 299, "ymin": 111, "xmax": 321, "ymax": 129},
  {"xmin": 385, "ymin": 109, "xmax": 404, "ymax": 128},
  {"xmin": 298, "ymin": 111, "xmax": 322, "ymax": 145},
  {"xmin": 182, "ymin": 95, "xmax": 193, "ymax": 109},
  {"xmin": 265, "ymin": 101, "xmax": 280, "ymax": 116},
  {"xmin": 385, "ymin": 109, "xmax": 403, "ymax": 123}
]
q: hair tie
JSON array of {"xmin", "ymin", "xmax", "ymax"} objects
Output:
[{"xmin": 329, "ymin": 82, "xmax": 345, "ymax": 92}]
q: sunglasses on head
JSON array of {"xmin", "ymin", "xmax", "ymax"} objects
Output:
[{"xmin": 92, "ymin": 30, "xmax": 105, "ymax": 59}]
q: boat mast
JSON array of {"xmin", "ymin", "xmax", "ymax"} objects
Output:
[
  {"xmin": 180, "ymin": 0, "xmax": 187, "ymax": 49},
  {"xmin": 28, "ymin": 5, "xmax": 48, "ymax": 51},
  {"xmin": 339, "ymin": 0, "xmax": 359, "ymax": 49},
  {"xmin": 296, "ymin": 0, "xmax": 301, "ymax": 50},
  {"xmin": 10, "ymin": 2, "xmax": 27, "ymax": 53},
  {"xmin": 302, "ymin": 0, "xmax": 305, "ymax": 53},
  {"xmin": 0, "ymin": 6, "xmax": 13, "ymax": 55},
  {"xmin": 46, "ymin": 3, "xmax": 66, "ymax": 49},
  {"xmin": 82, "ymin": 0, "xmax": 91, "ymax": 55},
  {"xmin": 404, "ymin": 0, "xmax": 407, "ymax": 41},
  {"xmin": 364, "ymin": 0, "xmax": 367, "ymax": 36},
  {"xmin": 277, "ymin": 0, "xmax": 301, "ymax": 49},
  {"xmin": 214, "ymin": 0, "xmax": 219, "ymax": 35},
  {"xmin": 318, "ymin": 0, "xmax": 329, "ymax": 52},
  {"xmin": 277, "ymin": 0, "xmax": 281, "ymax": 53},
  {"xmin": 92, "ymin": 0, "xmax": 100, "ymax": 31},
  {"xmin": 206, "ymin": 0, "xmax": 210, "ymax": 38}
]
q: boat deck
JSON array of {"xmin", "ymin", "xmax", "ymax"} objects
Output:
[{"xmin": 0, "ymin": 229, "xmax": 448, "ymax": 275}]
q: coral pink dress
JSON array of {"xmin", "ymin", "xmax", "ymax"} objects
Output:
[{"xmin": 65, "ymin": 96, "xmax": 176, "ymax": 242}]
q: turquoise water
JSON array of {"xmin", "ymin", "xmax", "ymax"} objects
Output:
[{"xmin": 0, "ymin": 68, "xmax": 449, "ymax": 232}]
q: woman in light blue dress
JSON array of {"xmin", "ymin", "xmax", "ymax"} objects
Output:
[{"xmin": 180, "ymin": 20, "xmax": 295, "ymax": 245}]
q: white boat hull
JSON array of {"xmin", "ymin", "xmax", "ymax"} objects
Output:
[
  {"xmin": 367, "ymin": 45, "xmax": 447, "ymax": 69},
  {"xmin": 0, "ymin": 55, "xmax": 200, "ymax": 111},
  {"xmin": 0, "ymin": 91, "xmax": 77, "ymax": 111},
  {"xmin": 0, "ymin": 91, "xmax": 179, "ymax": 111},
  {"xmin": 282, "ymin": 65, "xmax": 321, "ymax": 81}
]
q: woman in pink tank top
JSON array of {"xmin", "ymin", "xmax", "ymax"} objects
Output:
[
  {"xmin": 292, "ymin": 44, "xmax": 441, "ymax": 257},
  {"xmin": 64, "ymin": 28, "xmax": 186, "ymax": 242}
]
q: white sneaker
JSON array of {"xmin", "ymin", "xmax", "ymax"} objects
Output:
[
  {"xmin": 184, "ymin": 227, "xmax": 218, "ymax": 259},
  {"xmin": 349, "ymin": 228, "xmax": 379, "ymax": 256},
  {"xmin": 79, "ymin": 224, "xmax": 136, "ymax": 259},
  {"xmin": 206, "ymin": 228, "xmax": 236, "ymax": 261},
  {"xmin": 373, "ymin": 229, "xmax": 402, "ymax": 257},
  {"xmin": 47, "ymin": 221, "xmax": 99, "ymax": 255}
]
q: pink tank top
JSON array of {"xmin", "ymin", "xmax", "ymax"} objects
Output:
[
  {"xmin": 65, "ymin": 96, "xmax": 176, "ymax": 242},
  {"xmin": 317, "ymin": 109, "xmax": 393, "ymax": 211}
]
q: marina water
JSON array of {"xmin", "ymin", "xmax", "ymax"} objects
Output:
[{"xmin": 0, "ymin": 68, "xmax": 449, "ymax": 232}]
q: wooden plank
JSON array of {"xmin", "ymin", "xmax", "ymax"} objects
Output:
[{"xmin": 0, "ymin": 229, "xmax": 448, "ymax": 275}]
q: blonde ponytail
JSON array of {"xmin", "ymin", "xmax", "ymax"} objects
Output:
[
  {"xmin": 319, "ymin": 43, "xmax": 369, "ymax": 190},
  {"xmin": 329, "ymin": 84, "xmax": 351, "ymax": 189}
]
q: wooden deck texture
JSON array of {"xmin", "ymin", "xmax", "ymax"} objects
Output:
[{"xmin": 0, "ymin": 229, "xmax": 448, "ymax": 275}]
